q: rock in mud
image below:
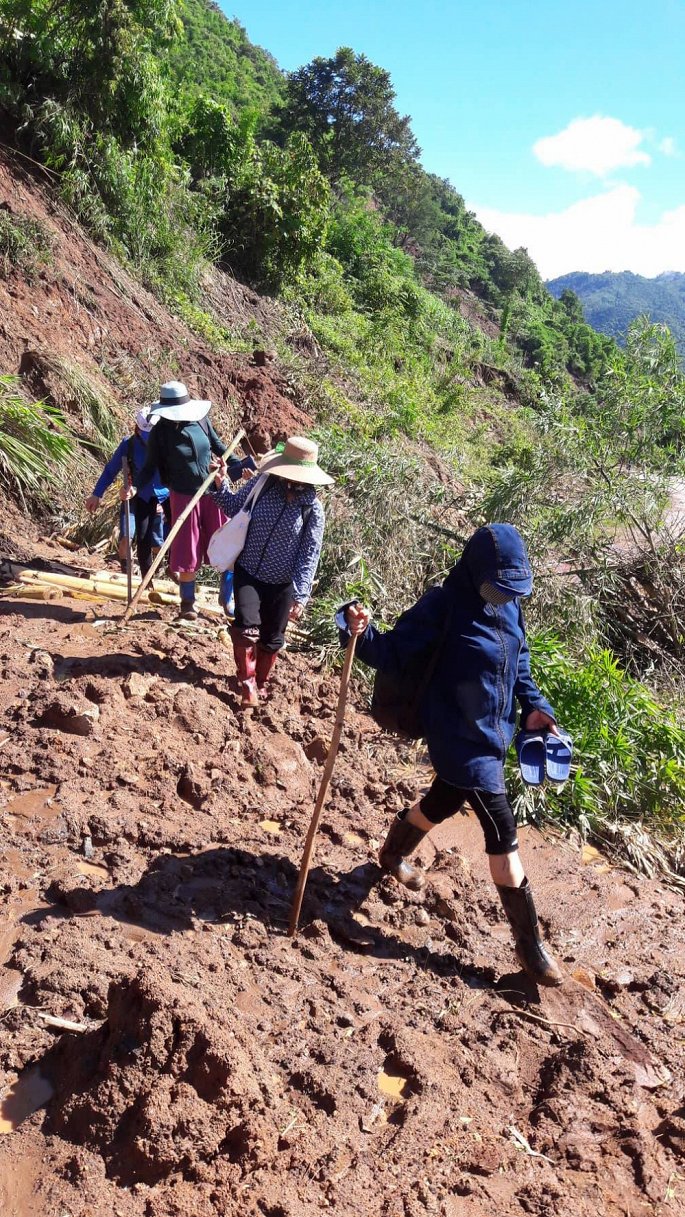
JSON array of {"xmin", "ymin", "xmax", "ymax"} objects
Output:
[
  {"xmin": 38, "ymin": 695, "xmax": 100, "ymax": 736},
  {"xmin": 177, "ymin": 762, "xmax": 210, "ymax": 809},
  {"xmin": 122, "ymin": 672, "xmax": 153, "ymax": 699},
  {"xmin": 247, "ymin": 733, "xmax": 312, "ymax": 796}
]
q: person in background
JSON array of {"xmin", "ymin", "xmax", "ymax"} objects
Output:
[
  {"xmin": 131, "ymin": 381, "xmax": 253, "ymax": 620},
  {"xmin": 340, "ymin": 524, "xmax": 564, "ymax": 988},
  {"xmin": 210, "ymin": 436, "xmax": 332, "ymax": 708},
  {"xmin": 85, "ymin": 407, "xmax": 170, "ymax": 578}
]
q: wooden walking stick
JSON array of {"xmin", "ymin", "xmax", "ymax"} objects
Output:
[
  {"xmin": 121, "ymin": 428, "xmax": 245, "ymax": 625},
  {"xmin": 289, "ymin": 633, "xmax": 358, "ymax": 936},
  {"xmin": 122, "ymin": 455, "xmax": 133, "ymax": 606}
]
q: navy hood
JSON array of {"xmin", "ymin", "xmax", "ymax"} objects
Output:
[{"xmin": 446, "ymin": 524, "xmax": 533, "ymax": 599}]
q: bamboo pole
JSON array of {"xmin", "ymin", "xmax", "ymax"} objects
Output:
[
  {"xmin": 19, "ymin": 570, "xmax": 126, "ymax": 593},
  {"xmin": 288, "ymin": 634, "xmax": 358, "ymax": 936},
  {"xmin": 14, "ymin": 569, "xmax": 223, "ymax": 612},
  {"xmin": 122, "ymin": 455, "xmax": 133, "ymax": 605},
  {"xmin": 121, "ymin": 429, "xmax": 245, "ymax": 625}
]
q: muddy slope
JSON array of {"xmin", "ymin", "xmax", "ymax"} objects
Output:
[
  {"xmin": 0, "ymin": 147, "xmax": 310, "ymax": 458},
  {"xmin": 1, "ymin": 539, "xmax": 684, "ymax": 1217}
]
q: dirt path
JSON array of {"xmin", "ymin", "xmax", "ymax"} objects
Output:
[{"xmin": 1, "ymin": 549, "xmax": 684, "ymax": 1217}]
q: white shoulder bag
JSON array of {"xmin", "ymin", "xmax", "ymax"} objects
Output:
[{"xmin": 207, "ymin": 474, "xmax": 268, "ymax": 572}]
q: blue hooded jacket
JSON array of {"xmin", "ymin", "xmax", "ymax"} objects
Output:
[{"xmin": 341, "ymin": 524, "xmax": 554, "ymax": 793}]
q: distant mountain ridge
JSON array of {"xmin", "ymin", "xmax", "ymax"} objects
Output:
[{"xmin": 547, "ymin": 271, "xmax": 685, "ymax": 359}]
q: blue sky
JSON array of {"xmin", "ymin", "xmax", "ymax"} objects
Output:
[{"xmin": 220, "ymin": 1, "xmax": 685, "ymax": 277}]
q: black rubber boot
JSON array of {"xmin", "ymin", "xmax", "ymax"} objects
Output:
[
  {"xmin": 378, "ymin": 809, "xmax": 428, "ymax": 891},
  {"xmin": 496, "ymin": 878, "xmax": 563, "ymax": 987}
]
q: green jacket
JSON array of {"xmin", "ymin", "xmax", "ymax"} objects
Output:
[{"xmin": 138, "ymin": 416, "xmax": 227, "ymax": 495}]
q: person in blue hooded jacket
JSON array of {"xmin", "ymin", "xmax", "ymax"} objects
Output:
[
  {"xmin": 85, "ymin": 407, "xmax": 170, "ymax": 578},
  {"xmin": 340, "ymin": 523, "xmax": 563, "ymax": 987}
]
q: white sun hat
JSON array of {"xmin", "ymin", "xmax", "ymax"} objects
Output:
[
  {"xmin": 135, "ymin": 406, "xmax": 158, "ymax": 433},
  {"xmin": 149, "ymin": 380, "xmax": 211, "ymax": 423}
]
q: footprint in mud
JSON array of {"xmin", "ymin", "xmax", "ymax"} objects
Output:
[{"xmin": 364, "ymin": 1055, "xmax": 420, "ymax": 1129}]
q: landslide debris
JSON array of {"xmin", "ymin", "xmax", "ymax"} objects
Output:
[{"xmin": 1, "ymin": 563, "xmax": 684, "ymax": 1217}]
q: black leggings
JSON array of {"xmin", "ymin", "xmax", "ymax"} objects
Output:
[
  {"xmin": 420, "ymin": 777, "xmax": 519, "ymax": 856},
  {"xmin": 232, "ymin": 564, "xmax": 294, "ymax": 653},
  {"xmin": 127, "ymin": 496, "xmax": 170, "ymax": 575}
]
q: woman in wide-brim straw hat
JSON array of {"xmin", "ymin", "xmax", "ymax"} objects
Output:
[
  {"xmin": 132, "ymin": 381, "xmax": 252, "ymax": 618},
  {"xmin": 210, "ymin": 435, "xmax": 333, "ymax": 708}
]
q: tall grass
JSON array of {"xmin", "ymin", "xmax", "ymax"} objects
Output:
[
  {"xmin": 25, "ymin": 351, "xmax": 121, "ymax": 453},
  {"xmin": 0, "ymin": 375, "xmax": 73, "ymax": 501}
]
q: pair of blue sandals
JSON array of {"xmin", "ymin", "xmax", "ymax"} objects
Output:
[{"xmin": 515, "ymin": 727, "xmax": 573, "ymax": 786}]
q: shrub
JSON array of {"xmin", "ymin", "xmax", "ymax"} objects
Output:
[
  {"xmin": 25, "ymin": 352, "xmax": 122, "ymax": 454},
  {"xmin": 509, "ymin": 632, "xmax": 685, "ymax": 878},
  {"xmin": 298, "ymin": 427, "xmax": 465, "ymax": 655}
]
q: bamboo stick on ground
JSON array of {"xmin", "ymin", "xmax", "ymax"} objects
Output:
[{"xmin": 12, "ymin": 569, "xmax": 225, "ymax": 614}]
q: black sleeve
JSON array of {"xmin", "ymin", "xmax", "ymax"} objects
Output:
[
  {"xmin": 206, "ymin": 421, "xmax": 227, "ymax": 457},
  {"xmin": 136, "ymin": 425, "xmax": 161, "ymax": 487}
]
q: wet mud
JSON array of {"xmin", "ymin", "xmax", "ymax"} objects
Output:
[{"xmin": 1, "ymin": 552, "xmax": 684, "ymax": 1216}]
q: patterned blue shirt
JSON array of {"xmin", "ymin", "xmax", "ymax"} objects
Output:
[{"xmin": 210, "ymin": 476, "xmax": 325, "ymax": 603}]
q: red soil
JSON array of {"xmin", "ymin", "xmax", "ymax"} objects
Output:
[{"xmin": 0, "ymin": 539, "xmax": 683, "ymax": 1217}]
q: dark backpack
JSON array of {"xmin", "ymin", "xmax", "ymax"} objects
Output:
[{"xmin": 369, "ymin": 604, "xmax": 452, "ymax": 739}]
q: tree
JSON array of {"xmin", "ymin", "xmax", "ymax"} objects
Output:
[
  {"xmin": 219, "ymin": 130, "xmax": 330, "ymax": 289},
  {"xmin": 281, "ymin": 47, "xmax": 419, "ymax": 186},
  {"xmin": 1, "ymin": 1, "xmax": 175, "ymax": 145},
  {"xmin": 559, "ymin": 288, "xmax": 584, "ymax": 325}
]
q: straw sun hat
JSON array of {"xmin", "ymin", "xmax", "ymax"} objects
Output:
[
  {"xmin": 149, "ymin": 380, "xmax": 211, "ymax": 423},
  {"xmin": 259, "ymin": 436, "xmax": 333, "ymax": 486}
]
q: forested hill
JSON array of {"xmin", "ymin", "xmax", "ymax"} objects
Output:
[
  {"xmin": 163, "ymin": 0, "xmax": 284, "ymax": 113},
  {"xmin": 548, "ymin": 271, "xmax": 685, "ymax": 360},
  {"xmin": 0, "ymin": 0, "xmax": 617, "ymax": 387}
]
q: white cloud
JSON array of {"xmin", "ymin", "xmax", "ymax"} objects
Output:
[
  {"xmin": 533, "ymin": 116, "xmax": 650, "ymax": 176},
  {"xmin": 658, "ymin": 135, "xmax": 678, "ymax": 157},
  {"xmin": 471, "ymin": 186, "xmax": 685, "ymax": 278}
]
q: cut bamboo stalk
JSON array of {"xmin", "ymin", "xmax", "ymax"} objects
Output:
[
  {"xmin": 122, "ymin": 428, "xmax": 245, "ymax": 626},
  {"xmin": 95, "ymin": 570, "xmax": 218, "ymax": 601},
  {"xmin": 148, "ymin": 589, "xmax": 224, "ymax": 617},
  {"xmin": 14, "ymin": 568, "xmax": 224, "ymax": 613},
  {"xmin": 2, "ymin": 584, "xmax": 62, "ymax": 601}
]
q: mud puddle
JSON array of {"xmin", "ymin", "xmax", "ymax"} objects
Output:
[
  {"xmin": 75, "ymin": 859, "xmax": 109, "ymax": 880},
  {"xmin": 378, "ymin": 1065, "xmax": 411, "ymax": 1100},
  {"xmin": 4, "ymin": 786, "xmax": 59, "ymax": 828},
  {"xmin": 0, "ymin": 1067, "xmax": 54, "ymax": 1135}
]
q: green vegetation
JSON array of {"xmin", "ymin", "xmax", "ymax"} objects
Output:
[
  {"xmin": 25, "ymin": 352, "xmax": 122, "ymax": 454},
  {"xmin": 164, "ymin": 0, "xmax": 283, "ymax": 117},
  {"xmin": 1, "ymin": 1, "xmax": 684, "ymax": 870},
  {"xmin": 0, "ymin": 375, "xmax": 73, "ymax": 499},
  {"xmin": 0, "ymin": 209, "xmax": 53, "ymax": 279},
  {"xmin": 514, "ymin": 634, "xmax": 685, "ymax": 883}
]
